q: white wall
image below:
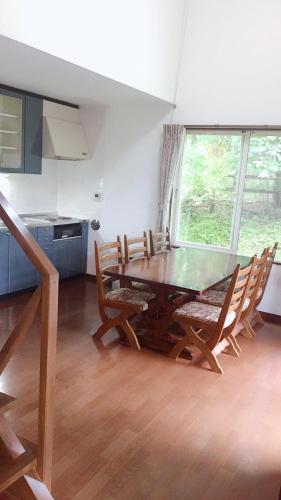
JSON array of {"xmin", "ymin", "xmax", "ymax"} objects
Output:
[
  {"xmin": 173, "ymin": 0, "xmax": 281, "ymax": 124},
  {"xmin": 58, "ymin": 102, "xmax": 172, "ymax": 273},
  {"xmin": 0, "ymin": 0, "xmax": 186, "ymax": 103},
  {"xmin": 0, "ymin": 161, "xmax": 58, "ymax": 214},
  {"xmin": 259, "ymin": 265, "xmax": 281, "ymax": 316}
]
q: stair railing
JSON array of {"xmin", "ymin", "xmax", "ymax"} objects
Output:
[{"xmin": 0, "ymin": 192, "xmax": 58, "ymax": 491}]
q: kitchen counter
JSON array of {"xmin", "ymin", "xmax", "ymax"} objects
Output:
[
  {"xmin": 0, "ymin": 212, "xmax": 88, "ymax": 230},
  {"xmin": 0, "ymin": 215, "xmax": 89, "ymax": 294}
]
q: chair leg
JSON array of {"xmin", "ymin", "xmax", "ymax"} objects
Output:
[
  {"xmin": 93, "ymin": 308, "xmax": 140, "ymax": 351},
  {"xmin": 240, "ymin": 319, "xmax": 254, "ymax": 338},
  {"xmin": 170, "ymin": 323, "xmax": 223, "ymax": 374},
  {"xmin": 254, "ymin": 310, "xmax": 265, "ymax": 326},
  {"xmin": 93, "ymin": 316, "xmax": 125, "ymax": 340},
  {"xmin": 224, "ymin": 334, "xmax": 240, "ymax": 357},
  {"xmin": 242, "ymin": 318, "xmax": 256, "ymax": 338},
  {"xmin": 120, "ymin": 319, "xmax": 141, "ymax": 351},
  {"xmin": 229, "ymin": 333, "xmax": 242, "ymax": 353}
]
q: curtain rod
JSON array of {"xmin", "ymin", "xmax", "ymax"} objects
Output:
[{"xmin": 184, "ymin": 125, "xmax": 281, "ymax": 131}]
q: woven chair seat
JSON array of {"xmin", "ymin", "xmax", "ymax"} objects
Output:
[
  {"xmin": 197, "ymin": 289, "xmax": 227, "ymax": 307},
  {"xmin": 174, "ymin": 301, "xmax": 236, "ymax": 328},
  {"xmin": 131, "ymin": 281, "xmax": 154, "ymax": 293},
  {"xmin": 196, "ymin": 289, "xmax": 250, "ymax": 311},
  {"xmin": 213, "ymin": 278, "xmax": 231, "ymax": 292},
  {"xmin": 105, "ymin": 288, "xmax": 155, "ymax": 311}
]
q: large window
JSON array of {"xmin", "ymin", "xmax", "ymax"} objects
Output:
[{"xmin": 172, "ymin": 130, "xmax": 281, "ymax": 262}]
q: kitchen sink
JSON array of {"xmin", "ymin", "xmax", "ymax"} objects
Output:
[
  {"xmin": 45, "ymin": 216, "xmax": 72, "ymax": 222},
  {"xmin": 23, "ymin": 217, "xmax": 48, "ymax": 224},
  {"xmin": 22, "ymin": 215, "xmax": 73, "ymax": 224}
]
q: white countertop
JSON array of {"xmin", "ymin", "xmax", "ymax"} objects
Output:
[{"xmin": 0, "ymin": 213, "xmax": 88, "ymax": 231}]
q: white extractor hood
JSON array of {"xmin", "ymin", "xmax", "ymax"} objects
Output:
[{"xmin": 42, "ymin": 101, "xmax": 89, "ymax": 161}]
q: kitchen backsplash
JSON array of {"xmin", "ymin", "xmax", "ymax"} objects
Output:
[{"xmin": 0, "ymin": 160, "xmax": 58, "ymax": 213}]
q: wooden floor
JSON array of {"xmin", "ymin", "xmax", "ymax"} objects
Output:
[{"xmin": 0, "ymin": 277, "xmax": 280, "ymax": 500}]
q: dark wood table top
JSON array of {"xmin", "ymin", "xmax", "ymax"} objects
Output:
[{"xmin": 104, "ymin": 247, "xmax": 251, "ymax": 294}]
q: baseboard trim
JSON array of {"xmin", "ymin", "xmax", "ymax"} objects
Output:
[
  {"xmin": 260, "ymin": 311, "xmax": 281, "ymax": 324},
  {"xmin": 85, "ymin": 273, "xmax": 96, "ymax": 282}
]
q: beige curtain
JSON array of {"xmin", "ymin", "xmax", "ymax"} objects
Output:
[{"xmin": 157, "ymin": 124, "xmax": 186, "ymax": 232}]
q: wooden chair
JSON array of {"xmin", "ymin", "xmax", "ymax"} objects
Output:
[
  {"xmin": 214, "ymin": 242, "xmax": 278, "ymax": 294},
  {"xmin": 170, "ymin": 262, "xmax": 253, "ymax": 374},
  {"xmin": 195, "ymin": 253, "xmax": 268, "ymax": 339},
  {"xmin": 149, "ymin": 228, "xmax": 171, "ymax": 255},
  {"xmin": 149, "ymin": 228, "xmax": 185, "ymax": 305},
  {"xmin": 213, "ymin": 277, "xmax": 232, "ymax": 292},
  {"xmin": 149, "ymin": 228, "xmax": 192, "ymax": 307},
  {"xmin": 124, "ymin": 232, "xmax": 153, "ymax": 292},
  {"xmin": 92, "ymin": 237, "xmax": 155, "ymax": 350},
  {"xmin": 251, "ymin": 242, "xmax": 278, "ymax": 326},
  {"xmin": 124, "ymin": 231, "xmax": 149, "ymax": 262},
  {"xmin": 238, "ymin": 251, "xmax": 269, "ymax": 337}
]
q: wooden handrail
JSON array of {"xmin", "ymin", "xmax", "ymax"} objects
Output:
[
  {"xmin": 0, "ymin": 192, "xmax": 59, "ymax": 490},
  {"xmin": 0, "ymin": 193, "xmax": 57, "ymax": 278}
]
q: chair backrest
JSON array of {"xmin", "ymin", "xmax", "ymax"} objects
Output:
[
  {"xmin": 271, "ymin": 241, "xmax": 278, "ymax": 261},
  {"xmin": 216, "ymin": 260, "xmax": 253, "ymax": 336},
  {"xmin": 256, "ymin": 242, "xmax": 278, "ymax": 305},
  {"xmin": 149, "ymin": 228, "xmax": 171, "ymax": 255},
  {"xmin": 124, "ymin": 231, "xmax": 149, "ymax": 263},
  {"xmin": 95, "ymin": 237, "xmax": 123, "ymax": 302},
  {"xmin": 242, "ymin": 251, "xmax": 269, "ymax": 315}
]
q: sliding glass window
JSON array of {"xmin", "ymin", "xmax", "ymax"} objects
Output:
[{"xmin": 172, "ymin": 130, "xmax": 281, "ymax": 262}]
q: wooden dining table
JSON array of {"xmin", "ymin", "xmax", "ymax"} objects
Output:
[
  {"xmin": 104, "ymin": 247, "xmax": 251, "ymax": 357},
  {"xmin": 105, "ymin": 247, "xmax": 250, "ymax": 294}
]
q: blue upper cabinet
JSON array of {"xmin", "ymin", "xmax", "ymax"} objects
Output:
[
  {"xmin": 0, "ymin": 88, "xmax": 25, "ymax": 173},
  {"xmin": 0, "ymin": 88, "xmax": 42, "ymax": 175},
  {"xmin": 24, "ymin": 96, "xmax": 43, "ymax": 175}
]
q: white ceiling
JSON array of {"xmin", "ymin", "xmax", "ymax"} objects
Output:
[{"xmin": 0, "ymin": 35, "xmax": 173, "ymax": 107}]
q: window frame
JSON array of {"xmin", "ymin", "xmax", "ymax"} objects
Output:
[{"xmin": 171, "ymin": 128, "xmax": 281, "ymax": 259}]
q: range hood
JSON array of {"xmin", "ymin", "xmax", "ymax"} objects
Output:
[{"xmin": 43, "ymin": 116, "xmax": 89, "ymax": 160}]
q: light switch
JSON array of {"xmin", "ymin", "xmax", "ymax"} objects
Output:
[{"xmin": 93, "ymin": 192, "xmax": 103, "ymax": 202}]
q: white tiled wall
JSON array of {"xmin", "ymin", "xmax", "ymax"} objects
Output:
[{"xmin": 0, "ymin": 160, "xmax": 58, "ymax": 214}]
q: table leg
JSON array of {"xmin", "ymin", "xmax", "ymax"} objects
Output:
[{"xmin": 131, "ymin": 287, "xmax": 192, "ymax": 360}]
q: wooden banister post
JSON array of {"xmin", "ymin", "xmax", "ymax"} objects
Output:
[
  {"xmin": 0, "ymin": 192, "xmax": 59, "ymax": 493},
  {"xmin": 37, "ymin": 274, "xmax": 59, "ymax": 489}
]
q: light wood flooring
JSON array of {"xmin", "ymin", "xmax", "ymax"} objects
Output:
[{"xmin": 0, "ymin": 278, "xmax": 280, "ymax": 500}]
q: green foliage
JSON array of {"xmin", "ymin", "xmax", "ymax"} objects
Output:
[
  {"xmin": 178, "ymin": 133, "xmax": 281, "ymax": 260},
  {"xmin": 178, "ymin": 210, "xmax": 280, "ymax": 260},
  {"xmin": 178, "ymin": 209, "xmax": 232, "ymax": 247},
  {"xmin": 180, "ymin": 134, "xmax": 239, "ymax": 211}
]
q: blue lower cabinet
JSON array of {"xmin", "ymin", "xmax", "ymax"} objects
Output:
[
  {"xmin": 53, "ymin": 237, "xmax": 82, "ymax": 279},
  {"xmin": 37, "ymin": 226, "xmax": 54, "ymax": 245},
  {"xmin": 81, "ymin": 222, "xmax": 88, "ymax": 273},
  {"xmin": 0, "ymin": 222, "xmax": 88, "ymax": 296},
  {"xmin": 67, "ymin": 237, "xmax": 82, "ymax": 277},
  {"xmin": 0, "ymin": 231, "xmax": 10, "ymax": 295},
  {"xmin": 9, "ymin": 227, "xmax": 38, "ymax": 292},
  {"xmin": 36, "ymin": 226, "xmax": 55, "ymax": 284},
  {"xmin": 36, "ymin": 244, "xmax": 54, "ymax": 284}
]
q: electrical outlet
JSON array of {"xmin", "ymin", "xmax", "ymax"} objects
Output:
[{"xmin": 93, "ymin": 192, "xmax": 103, "ymax": 202}]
